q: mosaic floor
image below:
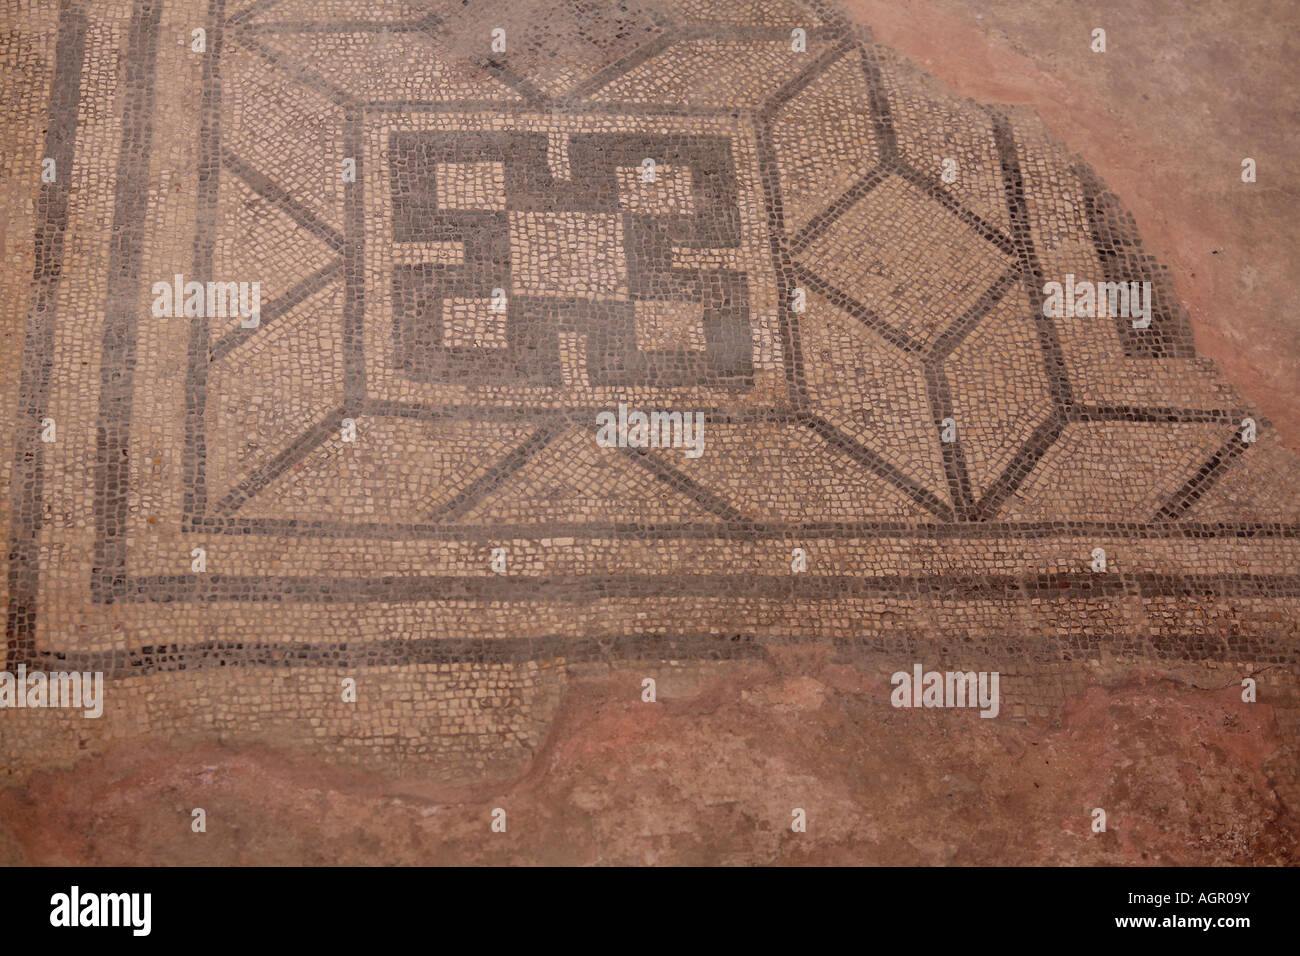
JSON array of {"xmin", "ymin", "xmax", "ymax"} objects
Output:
[{"xmin": 3, "ymin": 0, "xmax": 1297, "ymax": 782}]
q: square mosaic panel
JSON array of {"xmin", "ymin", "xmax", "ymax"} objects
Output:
[{"xmin": 6, "ymin": 0, "xmax": 1298, "ymax": 694}]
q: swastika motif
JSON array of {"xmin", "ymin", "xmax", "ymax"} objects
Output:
[{"xmin": 386, "ymin": 128, "xmax": 754, "ymax": 388}]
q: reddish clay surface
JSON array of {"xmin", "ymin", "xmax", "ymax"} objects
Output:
[{"xmin": 1, "ymin": 658, "xmax": 1292, "ymax": 866}]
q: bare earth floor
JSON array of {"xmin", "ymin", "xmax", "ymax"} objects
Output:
[{"xmin": 1, "ymin": 0, "xmax": 1297, "ymax": 865}]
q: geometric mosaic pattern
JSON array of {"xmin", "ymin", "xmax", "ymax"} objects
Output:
[{"xmin": 5, "ymin": 0, "xmax": 1298, "ymax": 765}]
